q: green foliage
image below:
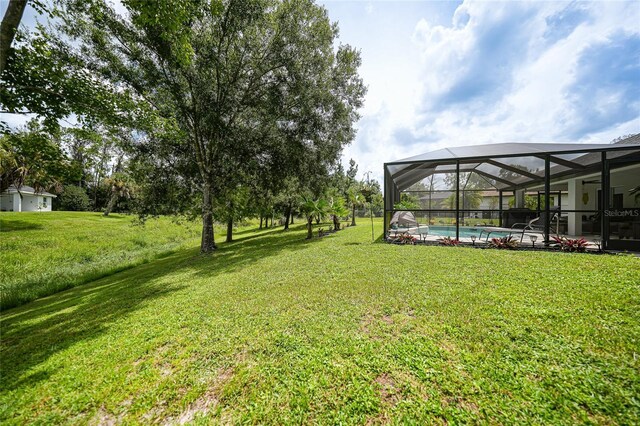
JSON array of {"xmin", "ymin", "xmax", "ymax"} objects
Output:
[
  {"xmin": 122, "ymin": 0, "xmax": 205, "ymax": 66},
  {"xmin": 0, "ymin": 212, "xmax": 200, "ymax": 309},
  {"xmin": 0, "ymin": 121, "xmax": 71, "ymax": 193},
  {"xmin": 0, "ymin": 24, "xmax": 124, "ymax": 132},
  {"xmin": 508, "ymin": 194, "xmax": 547, "ymax": 210},
  {"xmin": 394, "ymin": 193, "xmax": 420, "ymax": 210},
  {"xmin": 299, "ymin": 196, "xmax": 328, "ymax": 239},
  {"xmin": 327, "ymin": 195, "xmax": 349, "ymax": 231},
  {"xmin": 440, "ymin": 172, "xmax": 484, "ymax": 210},
  {"xmin": 346, "ymin": 182, "xmax": 365, "ymax": 225},
  {"xmin": 57, "ymin": 0, "xmax": 365, "ymax": 252},
  {"xmin": 2, "ymin": 219, "xmax": 638, "ymax": 424},
  {"xmin": 58, "ymin": 185, "xmax": 90, "ymax": 211}
]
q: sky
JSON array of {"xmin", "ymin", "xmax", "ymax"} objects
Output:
[
  {"xmin": 3, "ymin": 1, "xmax": 639, "ymax": 183},
  {"xmin": 319, "ymin": 0, "xmax": 640, "ymax": 181}
]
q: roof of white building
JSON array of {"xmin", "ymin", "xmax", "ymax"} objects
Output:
[{"xmin": 2, "ymin": 185, "xmax": 57, "ymax": 198}]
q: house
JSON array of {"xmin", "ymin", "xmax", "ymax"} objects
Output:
[{"xmin": 0, "ymin": 185, "xmax": 57, "ymax": 212}]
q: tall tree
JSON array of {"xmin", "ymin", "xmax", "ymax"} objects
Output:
[
  {"xmin": 347, "ymin": 183, "xmax": 364, "ymax": 226},
  {"xmin": 103, "ymin": 172, "xmax": 133, "ymax": 216},
  {"xmin": 60, "ymin": 0, "xmax": 365, "ymax": 253}
]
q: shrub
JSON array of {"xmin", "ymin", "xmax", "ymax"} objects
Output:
[
  {"xmin": 552, "ymin": 236, "xmax": 588, "ymax": 253},
  {"xmin": 59, "ymin": 185, "xmax": 90, "ymax": 211},
  {"xmin": 390, "ymin": 232, "xmax": 417, "ymax": 245},
  {"xmin": 439, "ymin": 236, "xmax": 460, "ymax": 246},
  {"xmin": 489, "ymin": 236, "xmax": 519, "ymax": 249}
]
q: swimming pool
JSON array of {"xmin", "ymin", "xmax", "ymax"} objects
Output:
[{"xmin": 427, "ymin": 226, "xmax": 513, "ymax": 238}]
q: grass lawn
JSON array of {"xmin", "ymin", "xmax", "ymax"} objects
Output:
[
  {"xmin": 1, "ymin": 215, "xmax": 639, "ymax": 424},
  {"xmin": 0, "ymin": 212, "xmax": 201, "ymax": 309}
]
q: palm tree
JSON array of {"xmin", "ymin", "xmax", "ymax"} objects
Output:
[
  {"xmin": 299, "ymin": 196, "xmax": 328, "ymax": 239},
  {"xmin": 103, "ymin": 173, "xmax": 132, "ymax": 216},
  {"xmin": 347, "ymin": 186, "xmax": 364, "ymax": 226},
  {"xmin": 328, "ymin": 196, "xmax": 349, "ymax": 231}
]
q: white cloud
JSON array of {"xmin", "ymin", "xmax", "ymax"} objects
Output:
[{"xmin": 338, "ymin": 0, "xmax": 640, "ymax": 183}]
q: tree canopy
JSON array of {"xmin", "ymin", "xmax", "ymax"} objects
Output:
[{"xmin": 53, "ymin": 0, "xmax": 365, "ymax": 252}]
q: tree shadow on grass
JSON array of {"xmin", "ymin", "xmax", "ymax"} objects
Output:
[
  {"xmin": 0, "ymin": 254, "xmax": 191, "ymax": 392},
  {"xmin": 0, "ymin": 219, "xmax": 44, "ymax": 232},
  {"xmin": 187, "ymin": 223, "xmax": 326, "ymax": 279},
  {"xmin": 0, "ymin": 223, "xmax": 323, "ymax": 391}
]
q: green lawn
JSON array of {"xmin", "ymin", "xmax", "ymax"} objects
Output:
[
  {"xmin": 1, "ymin": 214, "xmax": 639, "ymax": 424},
  {"xmin": 0, "ymin": 212, "xmax": 201, "ymax": 309}
]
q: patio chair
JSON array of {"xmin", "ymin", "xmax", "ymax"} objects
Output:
[
  {"xmin": 416, "ymin": 225, "xmax": 429, "ymax": 242},
  {"xmin": 511, "ymin": 209, "xmax": 560, "ymax": 242}
]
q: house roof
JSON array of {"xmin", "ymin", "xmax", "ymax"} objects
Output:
[{"xmin": 2, "ymin": 185, "xmax": 57, "ymax": 198}]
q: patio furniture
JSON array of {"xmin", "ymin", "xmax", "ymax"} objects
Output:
[
  {"xmin": 478, "ymin": 226, "xmax": 525, "ymax": 242},
  {"xmin": 511, "ymin": 209, "xmax": 560, "ymax": 242},
  {"xmin": 416, "ymin": 226, "xmax": 429, "ymax": 241}
]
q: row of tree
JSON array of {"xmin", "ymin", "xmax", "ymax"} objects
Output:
[{"xmin": 1, "ymin": 0, "xmax": 371, "ymax": 252}]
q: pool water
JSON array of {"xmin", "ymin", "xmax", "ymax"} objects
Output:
[{"xmin": 427, "ymin": 226, "xmax": 512, "ymax": 238}]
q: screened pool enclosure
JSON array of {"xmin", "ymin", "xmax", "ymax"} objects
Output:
[{"xmin": 383, "ymin": 135, "xmax": 640, "ymax": 251}]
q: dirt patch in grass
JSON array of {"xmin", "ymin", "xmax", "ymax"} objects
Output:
[
  {"xmin": 380, "ymin": 314, "xmax": 394, "ymax": 325},
  {"xmin": 89, "ymin": 405, "xmax": 121, "ymax": 426},
  {"xmin": 359, "ymin": 313, "xmax": 375, "ymax": 336},
  {"xmin": 375, "ymin": 373, "xmax": 399, "ymax": 406},
  {"xmin": 361, "ymin": 310, "xmax": 418, "ymax": 340},
  {"xmin": 167, "ymin": 366, "xmax": 234, "ymax": 425},
  {"xmin": 438, "ymin": 339, "xmax": 456, "ymax": 354},
  {"xmin": 441, "ymin": 396, "xmax": 479, "ymax": 414},
  {"xmin": 360, "ymin": 312, "xmax": 395, "ymax": 333},
  {"xmin": 365, "ymin": 374, "xmax": 400, "ymax": 425}
]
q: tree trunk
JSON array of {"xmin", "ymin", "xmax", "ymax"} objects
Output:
[
  {"xmin": 259, "ymin": 216, "xmax": 263, "ymax": 229},
  {"xmin": 226, "ymin": 217, "xmax": 233, "ymax": 243},
  {"xmin": 93, "ymin": 172, "xmax": 99, "ymax": 210},
  {"xmin": 103, "ymin": 191, "xmax": 118, "ymax": 216},
  {"xmin": 333, "ymin": 215, "xmax": 339, "ymax": 231},
  {"xmin": 284, "ymin": 203, "xmax": 291, "ymax": 230},
  {"xmin": 290, "ymin": 214, "xmax": 294, "ymax": 224},
  {"xmin": 0, "ymin": 0, "xmax": 27, "ymax": 75},
  {"xmin": 200, "ymin": 184, "xmax": 217, "ymax": 253},
  {"xmin": 306, "ymin": 217, "xmax": 313, "ymax": 239},
  {"xmin": 351, "ymin": 204, "xmax": 356, "ymax": 226}
]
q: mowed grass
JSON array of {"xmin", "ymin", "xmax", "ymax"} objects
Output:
[
  {"xmin": 0, "ymin": 212, "xmax": 201, "ymax": 309},
  {"xmin": 1, "ymin": 218, "xmax": 639, "ymax": 424}
]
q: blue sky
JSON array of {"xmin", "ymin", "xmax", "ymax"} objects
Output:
[
  {"xmin": 3, "ymin": 1, "xmax": 639, "ymax": 182},
  {"xmin": 319, "ymin": 0, "xmax": 640, "ymax": 181}
]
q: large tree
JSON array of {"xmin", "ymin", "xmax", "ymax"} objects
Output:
[{"xmin": 60, "ymin": 0, "xmax": 365, "ymax": 253}]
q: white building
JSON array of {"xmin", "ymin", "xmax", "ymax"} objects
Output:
[{"xmin": 0, "ymin": 185, "xmax": 57, "ymax": 212}]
